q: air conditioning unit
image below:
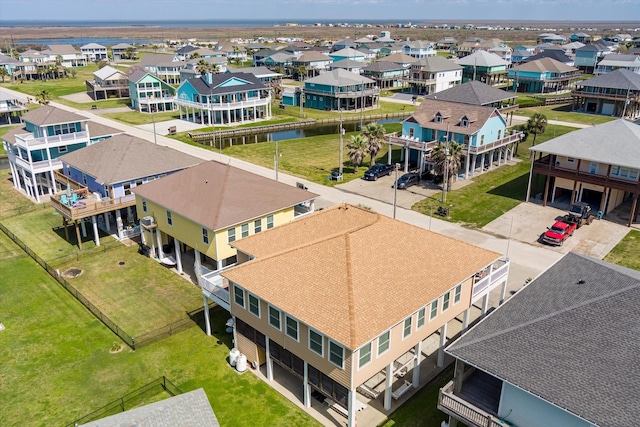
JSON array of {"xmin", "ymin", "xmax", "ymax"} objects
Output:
[{"xmin": 141, "ymin": 216, "xmax": 155, "ymax": 227}]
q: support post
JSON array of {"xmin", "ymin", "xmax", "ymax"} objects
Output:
[
  {"xmin": 384, "ymin": 363, "xmax": 393, "ymax": 410},
  {"xmin": 91, "ymin": 215, "xmax": 99, "ymax": 247},
  {"xmin": 412, "ymin": 340, "xmax": 422, "ymax": 387},
  {"xmin": 437, "ymin": 323, "xmax": 447, "ymax": 367},
  {"xmin": 203, "ymin": 294, "xmax": 211, "ymax": 336},
  {"xmin": 462, "ymin": 308, "xmax": 470, "ymax": 331},
  {"xmin": 303, "ymin": 361, "xmax": 311, "ymax": 408},
  {"xmin": 174, "ymin": 238, "xmax": 183, "ymax": 274},
  {"xmin": 265, "ymin": 337, "xmax": 274, "ymax": 381},
  {"xmin": 482, "ymin": 293, "xmax": 490, "ymax": 316}
]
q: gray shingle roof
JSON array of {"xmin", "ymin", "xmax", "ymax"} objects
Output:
[
  {"xmin": 362, "ymin": 61, "xmax": 405, "ymax": 72},
  {"xmin": 78, "ymin": 388, "xmax": 220, "ymax": 427},
  {"xmin": 578, "ymin": 68, "xmax": 640, "ymax": 90},
  {"xmin": 185, "ymin": 72, "xmax": 266, "ymax": 95},
  {"xmin": 530, "ymin": 119, "xmax": 640, "ymax": 170},
  {"xmin": 425, "ymin": 81, "xmax": 513, "ymax": 106},
  {"xmin": 305, "ymin": 68, "xmax": 374, "ymax": 86},
  {"xmin": 59, "ymin": 134, "xmax": 202, "ymax": 184},
  {"xmin": 413, "ymin": 56, "xmax": 462, "ymax": 72},
  {"xmin": 21, "ymin": 105, "xmax": 88, "ymax": 126},
  {"xmin": 455, "ymin": 50, "xmax": 508, "ymax": 67},
  {"xmin": 524, "ymin": 51, "xmax": 572, "ymax": 64},
  {"xmin": 446, "ymin": 252, "xmax": 640, "ymax": 427},
  {"xmin": 329, "ymin": 58, "xmax": 364, "ymax": 69}
]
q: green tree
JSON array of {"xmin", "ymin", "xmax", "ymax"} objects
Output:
[
  {"xmin": 36, "ymin": 90, "xmax": 51, "ymax": 105},
  {"xmin": 430, "ymin": 141, "xmax": 463, "ymax": 193},
  {"xmin": 514, "ymin": 124, "xmax": 529, "ymax": 156},
  {"xmin": 361, "ymin": 122, "xmax": 386, "ymax": 167},
  {"xmin": 297, "ymin": 65, "xmax": 307, "ymax": 81},
  {"xmin": 526, "ymin": 113, "xmax": 547, "ymax": 146},
  {"xmin": 125, "ymin": 46, "xmax": 135, "ymax": 60},
  {"xmin": 0, "ymin": 67, "xmax": 9, "ymax": 83},
  {"xmin": 196, "ymin": 59, "xmax": 210, "ymax": 76},
  {"xmin": 346, "ymin": 134, "xmax": 368, "ymax": 172}
]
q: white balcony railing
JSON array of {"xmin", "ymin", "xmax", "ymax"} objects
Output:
[
  {"xmin": 175, "ymin": 95, "xmax": 271, "ymax": 111},
  {"xmin": 14, "ymin": 131, "xmax": 89, "ymax": 149},
  {"xmin": 472, "ymin": 260, "xmax": 510, "ymax": 302},
  {"xmin": 201, "ymin": 268, "xmax": 232, "ymax": 312},
  {"xmin": 438, "ymin": 381, "xmax": 505, "ymax": 427},
  {"xmin": 14, "ymin": 156, "xmax": 62, "ymax": 173}
]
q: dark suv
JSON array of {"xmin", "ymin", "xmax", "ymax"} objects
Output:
[
  {"xmin": 394, "ymin": 173, "xmax": 420, "ymax": 189},
  {"xmin": 363, "ymin": 164, "xmax": 394, "ymax": 181}
]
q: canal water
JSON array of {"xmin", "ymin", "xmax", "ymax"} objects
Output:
[{"xmin": 215, "ymin": 118, "xmax": 401, "ymax": 149}]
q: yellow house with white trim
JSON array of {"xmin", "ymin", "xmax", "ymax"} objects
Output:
[{"xmin": 132, "ymin": 160, "xmax": 317, "ymax": 297}]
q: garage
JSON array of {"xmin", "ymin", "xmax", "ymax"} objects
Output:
[
  {"xmin": 600, "ymin": 102, "xmax": 614, "ymax": 116},
  {"xmin": 580, "ymin": 188, "xmax": 603, "ymax": 210}
]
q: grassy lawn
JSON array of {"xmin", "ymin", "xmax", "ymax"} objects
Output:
[
  {"xmin": 224, "ymin": 123, "xmax": 402, "ymax": 185},
  {"xmin": 515, "ymin": 103, "xmax": 616, "ymax": 125},
  {"xmin": 1, "ymin": 64, "xmax": 100, "ymax": 98},
  {"xmin": 276, "ymin": 100, "xmax": 417, "ymax": 121},
  {"xmin": 0, "ymin": 171, "xmax": 48, "ymax": 221},
  {"xmin": 0, "ymin": 231, "xmax": 319, "ymax": 427},
  {"xmin": 412, "ymin": 124, "xmax": 577, "ymax": 228},
  {"xmin": 101, "ymin": 109, "xmax": 181, "ymax": 125},
  {"xmin": 604, "ymin": 230, "xmax": 640, "ymax": 271},
  {"xmin": 378, "ymin": 366, "xmax": 452, "ymax": 427}
]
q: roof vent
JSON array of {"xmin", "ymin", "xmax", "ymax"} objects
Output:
[{"xmin": 577, "ymin": 279, "xmax": 585, "ymax": 285}]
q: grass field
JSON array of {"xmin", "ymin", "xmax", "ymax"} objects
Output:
[
  {"xmin": 0, "ymin": 231, "xmax": 319, "ymax": 427},
  {"xmin": 603, "ymin": 230, "xmax": 640, "ymax": 271},
  {"xmin": 515, "ymin": 103, "xmax": 616, "ymax": 125},
  {"xmin": 224, "ymin": 122, "xmax": 403, "ymax": 185}
]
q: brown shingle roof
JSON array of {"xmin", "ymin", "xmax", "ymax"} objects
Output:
[
  {"xmin": 409, "ymin": 99, "xmax": 501, "ymax": 136},
  {"xmin": 513, "ymin": 57, "xmax": 578, "ymax": 73},
  {"xmin": 22, "ymin": 105, "xmax": 88, "ymax": 126},
  {"xmin": 1, "ymin": 120, "xmax": 123, "ymax": 145},
  {"xmin": 132, "ymin": 160, "xmax": 318, "ymax": 231},
  {"xmin": 224, "ymin": 204, "xmax": 501, "ymax": 349},
  {"xmin": 59, "ymin": 134, "xmax": 203, "ymax": 184}
]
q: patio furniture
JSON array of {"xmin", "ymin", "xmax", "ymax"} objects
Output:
[
  {"xmin": 159, "ymin": 255, "xmax": 177, "ymax": 267},
  {"xmin": 60, "ymin": 194, "xmax": 69, "ymax": 206},
  {"xmin": 392, "ymin": 380, "xmax": 412, "ymax": 400},
  {"xmin": 71, "ymin": 193, "xmax": 79, "ymax": 204}
]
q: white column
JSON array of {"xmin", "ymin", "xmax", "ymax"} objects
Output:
[
  {"xmin": 481, "ymin": 293, "xmax": 490, "ymax": 317},
  {"xmin": 437, "ymin": 323, "xmax": 447, "ymax": 368},
  {"xmin": 384, "ymin": 362, "xmax": 393, "ymax": 410},
  {"xmin": 303, "ymin": 361, "xmax": 311, "ymax": 408},
  {"xmin": 265, "ymin": 337, "xmax": 274, "ymax": 381},
  {"xmin": 500, "ymin": 280, "xmax": 507, "ymax": 305},
  {"xmin": 91, "ymin": 215, "xmax": 100, "ymax": 247},
  {"xmin": 31, "ymin": 174, "xmax": 40, "ymax": 203},
  {"xmin": 174, "ymin": 238, "xmax": 183, "ymax": 274},
  {"xmin": 49, "ymin": 169, "xmax": 57, "ymax": 194},
  {"xmin": 403, "ymin": 148, "xmax": 409, "ymax": 172},
  {"xmin": 464, "ymin": 150, "xmax": 470, "ymax": 179},
  {"xmin": 387, "ymin": 145, "xmax": 392, "ymax": 164},
  {"xmin": 203, "ymin": 294, "xmax": 211, "ymax": 336},
  {"xmin": 412, "ymin": 340, "xmax": 422, "ymax": 387},
  {"xmin": 80, "ymin": 218, "xmax": 87, "ymax": 237},
  {"xmin": 156, "ymin": 229, "xmax": 164, "ymax": 259},
  {"xmin": 149, "ymin": 229, "xmax": 156, "ymax": 258},
  {"xmin": 104, "ymin": 213, "xmax": 110, "ymax": 231},
  {"xmin": 194, "ymin": 249, "xmax": 202, "ymax": 287},
  {"xmin": 20, "ymin": 169, "xmax": 31, "ymax": 196},
  {"xmin": 347, "ymin": 389, "xmax": 356, "ymax": 427},
  {"xmin": 115, "ymin": 210, "xmax": 124, "ymax": 239},
  {"xmin": 462, "ymin": 308, "xmax": 470, "ymax": 331}
]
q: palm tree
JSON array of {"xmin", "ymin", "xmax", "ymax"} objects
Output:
[
  {"xmin": 36, "ymin": 90, "xmax": 51, "ymax": 105},
  {"xmin": 430, "ymin": 141, "xmax": 463, "ymax": 192},
  {"xmin": 526, "ymin": 113, "xmax": 547, "ymax": 146},
  {"xmin": 0, "ymin": 67, "xmax": 9, "ymax": 83},
  {"xmin": 361, "ymin": 122, "xmax": 386, "ymax": 167},
  {"xmin": 210, "ymin": 63, "xmax": 220, "ymax": 74},
  {"xmin": 297, "ymin": 65, "xmax": 307, "ymax": 81},
  {"xmin": 346, "ymin": 134, "xmax": 368, "ymax": 172},
  {"xmin": 196, "ymin": 59, "xmax": 210, "ymax": 76}
]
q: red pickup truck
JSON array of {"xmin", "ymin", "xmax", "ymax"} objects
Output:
[{"xmin": 542, "ymin": 220, "xmax": 577, "ymax": 246}]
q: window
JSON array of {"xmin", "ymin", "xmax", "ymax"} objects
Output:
[
  {"xmin": 567, "ymin": 157, "xmax": 575, "ymax": 163},
  {"xmin": 480, "ymin": 135, "xmax": 485, "ymax": 145},
  {"xmin": 202, "ymin": 227, "xmax": 209, "ymax": 245},
  {"xmin": 434, "ymin": 113, "xmax": 442, "ymax": 123},
  {"xmin": 454, "ymin": 284, "xmax": 462, "ymax": 304},
  {"xmin": 403, "ymin": 316, "xmax": 412, "ymax": 339},
  {"xmin": 429, "ymin": 299, "xmax": 438, "ymax": 320},
  {"xmin": 254, "ymin": 219, "xmax": 262, "ymax": 233},
  {"xmin": 241, "ymin": 223, "xmax": 249, "ymax": 238},
  {"xmin": 234, "ymin": 284, "xmax": 245, "ymax": 308},
  {"xmin": 82, "ymin": 173, "xmax": 87, "ymax": 184},
  {"xmin": 359, "ymin": 343, "xmax": 372, "ymax": 369},
  {"xmin": 611, "ymin": 165, "xmax": 639, "ymax": 180},
  {"xmin": 269, "ymin": 305, "xmax": 281, "ymax": 330},
  {"xmin": 142, "ymin": 200, "xmax": 147, "ymax": 212},
  {"xmin": 248, "ymin": 293, "xmax": 260, "ymax": 317},
  {"xmin": 123, "ymin": 183, "xmax": 131, "ymax": 196},
  {"xmin": 417, "ymin": 307, "xmax": 426, "ymax": 329},
  {"xmin": 329, "ymin": 340, "xmax": 345, "ymax": 368},
  {"xmin": 442, "ymin": 291, "xmax": 451, "ymax": 312},
  {"xmin": 309, "ymin": 329, "xmax": 323, "ymax": 356},
  {"xmin": 58, "ymin": 145, "xmax": 68, "ymax": 153},
  {"xmin": 266, "ymin": 215, "xmax": 274, "ymax": 229},
  {"xmin": 166, "ymin": 210, "xmax": 173, "ymax": 226},
  {"xmin": 461, "ymin": 118, "xmax": 469, "ymax": 127},
  {"xmin": 378, "ymin": 331, "xmax": 390, "ymax": 355},
  {"xmin": 227, "ymin": 227, "xmax": 236, "ymax": 243},
  {"xmin": 285, "ymin": 315, "xmax": 298, "ymax": 341}
]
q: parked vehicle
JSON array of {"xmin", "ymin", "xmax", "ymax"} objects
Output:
[
  {"xmin": 542, "ymin": 220, "xmax": 577, "ymax": 246},
  {"xmin": 563, "ymin": 202, "xmax": 595, "ymax": 228},
  {"xmin": 394, "ymin": 173, "xmax": 419, "ymax": 189},
  {"xmin": 363, "ymin": 164, "xmax": 395, "ymax": 181}
]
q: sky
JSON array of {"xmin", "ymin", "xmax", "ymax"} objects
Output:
[{"xmin": 1, "ymin": 0, "xmax": 640, "ymax": 23}]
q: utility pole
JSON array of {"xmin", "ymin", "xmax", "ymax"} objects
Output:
[
  {"xmin": 393, "ymin": 163, "xmax": 399, "ymax": 219},
  {"xmin": 442, "ymin": 124, "xmax": 450, "ymax": 203},
  {"xmin": 339, "ymin": 109, "xmax": 345, "ymax": 178},
  {"xmin": 274, "ymin": 139, "xmax": 279, "ymax": 181}
]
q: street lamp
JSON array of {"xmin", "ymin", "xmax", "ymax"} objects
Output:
[
  {"xmin": 339, "ymin": 109, "xmax": 345, "ymax": 178},
  {"xmin": 393, "ymin": 163, "xmax": 400, "ymax": 219},
  {"xmin": 274, "ymin": 139, "xmax": 280, "ymax": 181},
  {"xmin": 442, "ymin": 125, "xmax": 450, "ymax": 203},
  {"xmin": 149, "ymin": 94, "xmax": 157, "ymax": 145}
]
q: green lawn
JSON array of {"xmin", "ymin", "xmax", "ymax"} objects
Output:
[
  {"xmin": 276, "ymin": 100, "xmax": 417, "ymax": 121},
  {"xmin": 0, "ymin": 171, "xmax": 41, "ymax": 220},
  {"xmin": 1, "ymin": 64, "xmax": 100, "ymax": 98},
  {"xmin": 515, "ymin": 104, "xmax": 616, "ymax": 125},
  {"xmin": 224, "ymin": 123, "xmax": 402, "ymax": 185},
  {"xmin": 412, "ymin": 125, "xmax": 577, "ymax": 228},
  {"xmin": 0, "ymin": 231, "xmax": 319, "ymax": 427},
  {"xmin": 101, "ymin": 109, "xmax": 182, "ymax": 125},
  {"xmin": 604, "ymin": 230, "xmax": 640, "ymax": 271}
]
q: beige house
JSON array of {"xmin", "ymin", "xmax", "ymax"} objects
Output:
[{"xmin": 220, "ymin": 204, "xmax": 510, "ymax": 427}]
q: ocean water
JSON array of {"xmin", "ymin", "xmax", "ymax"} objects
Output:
[{"xmin": 1, "ymin": 19, "xmax": 405, "ymax": 28}]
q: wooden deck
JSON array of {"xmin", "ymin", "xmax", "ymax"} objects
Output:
[{"xmin": 51, "ymin": 192, "xmax": 136, "ymax": 221}]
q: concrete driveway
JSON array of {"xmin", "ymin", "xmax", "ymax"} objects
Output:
[
  {"xmin": 483, "ymin": 202, "xmax": 630, "ymax": 259},
  {"xmin": 136, "ymin": 119, "xmax": 207, "ymax": 136}
]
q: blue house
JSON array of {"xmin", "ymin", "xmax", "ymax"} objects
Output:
[
  {"xmin": 128, "ymin": 70, "xmax": 176, "ymax": 113},
  {"xmin": 175, "ymin": 72, "xmax": 271, "ymax": 125},
  {"xmin": 386, "ymin": 99, "xmax": 522, "ymax": 178},
  {"xmin": 52, "ymin": 134, "xmax": 202, "ymax": 248},
  {"xmin": 1, "ymin": 105, "xmax": 122, "ymax": 203},
  {"xmin": 361, "ymin": 61, "xmax": 407, "ymax": 89},
  {"xmin": 302, "ymin": 69, "xmax": 379, "ymax": 111},
  {"xmin": 439, "ymin": 252, "xmax": 640, "ymax": 427},
  {"xmin": 329, "ymin": 47, "xmax": 366, "ymax": 63},
  {"xmin": 509, "ymin": 58, "xmax": 581, "ymax": 93}
]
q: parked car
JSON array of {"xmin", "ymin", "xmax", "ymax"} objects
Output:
[
  {"xmin": 363, "ymin": 164, "xmax": 395, "ymax": 181},
  {"xmin": 394, "ymin": 173, "xmax": 419, "ymax": 189},
  {"xmin": 541, "ymin": 220, "xmax": 577, "ymax": 246}
]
